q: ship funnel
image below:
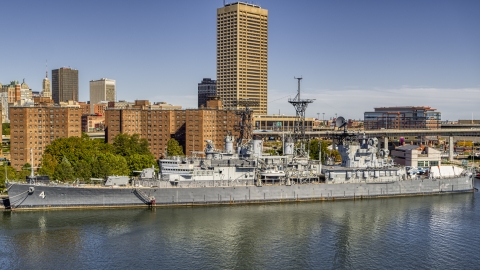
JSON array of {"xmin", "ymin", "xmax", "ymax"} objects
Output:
[
  {"xmin": 284, "ymin": 136, "xmax": 294, "ymax": 155},
  {"xmin": 252, "ymin": 135, "xmax": 263, "ymax": 157},
  {"xmin": 225, "ymin": 135, "xmax": 234, "ymax": 154}
]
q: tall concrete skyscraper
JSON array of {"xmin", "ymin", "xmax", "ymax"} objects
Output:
[
  {"xmin": 52, "ymin": 67, "xmax": 79, "ymax": 103},
  {"xmin": 89, "ymin": 78, "xmax": 116, "ymax": 113},
  {"xmin": 216, "ymin": 2, "xmax": 268, "ymax": 115}
]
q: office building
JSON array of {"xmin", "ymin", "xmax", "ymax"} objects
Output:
[
  {"xmin": 89, "ymin": 78, "xmax": 116, "ymax": 113},
  {"xmin": 364, "ymin": 106, "xmax": 441, "ymax": 130},
  {"xmin": 391, "ymin": 145, "xmax": 441, "ymax": 167},
  {"xmin": 9, "ymin": 102, "xmax": 82, "ymax": 170},
  {"xmin": 52, "ymin": 67, "xmax": 79, "ymax": 103},
  {"xmin": 198, "ymin": 78, "xmax": 216, "ymax": 108},
  {"xmin": 20, "ymin": 80, "xmax": 32, "ymax": 101},
  {"xmin": 105, "ymin": 99, "xmax": 240, "ymax": 159},
  {"xmin": 216, "ymin": 2, "xmax": 268, "ymax": 115},
  {"xmin": 1, "ymin": 80, "xmax": 32, "ymax": 123},
  {"xmin": 42, "ymin": 71, "xmax": 52, "ymax": 98}
]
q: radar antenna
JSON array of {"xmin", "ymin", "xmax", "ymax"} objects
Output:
[
  {"xmin": 330, "ymin": 116, "xmax": 357, "ymax": 146},
  {"xmin": 288, "ymin": 77, "xmax": 314, "ymax": 157}
]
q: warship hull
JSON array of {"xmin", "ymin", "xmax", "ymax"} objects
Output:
[{"xmin": 5, "ymin": 176, "xmax": 474, "ymax": 209}]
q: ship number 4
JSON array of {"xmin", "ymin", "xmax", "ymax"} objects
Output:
[{"xmin": 39, "ymin": 191, "xmax": 45, "ymax": 199}]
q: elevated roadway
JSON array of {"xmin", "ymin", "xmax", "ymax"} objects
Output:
[{"xmin": 254, "ymin": 128, "xmax": 480, "ymax": 138}]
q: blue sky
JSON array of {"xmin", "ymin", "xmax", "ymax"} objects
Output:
[{"xmin": 1, "ymin": 0, "xmax": 479, "ymax": 121}]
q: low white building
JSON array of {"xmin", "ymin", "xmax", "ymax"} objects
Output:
[{"xmin": 391, "ymin": 145, "xmax": 441, "ymax": 167}]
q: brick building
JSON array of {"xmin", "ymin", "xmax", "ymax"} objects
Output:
[
  {"xmin": 93, "ymin": 101, "xmax": 109, "ymax": 115},
  {"xmin": 9, "ymin": 103, "xmax": 82, "ymax": 170},
  {"xmin": 81, "ymin": 114, "xmax": 105, "ymax": 133},
  {"xmin": 78, "ymin": 101, "xmax": 90, "ymax": 115},
  {"xmin": 105, "ymin": 99, "xmax": 240, "ymax": 158}
]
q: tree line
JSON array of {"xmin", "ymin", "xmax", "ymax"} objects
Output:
[
  {"xmin": 0, "ymin": 133, "xmax": 164, "ymax": 189},
  {"xmin": 37, "ymin": 133, "xmax": 159, "ymax": 182}
]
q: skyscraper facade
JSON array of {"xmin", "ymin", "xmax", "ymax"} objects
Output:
[
  {"xmin": 52, "ymin": 67, "xmax": 79, "ymax": 103},
  {"xmin": 198, "ymin": 78, "xmax": 216, "ymax": 108},
  {"xmin": 42, "ymin": 71, "xmax": 52, "ymax": 98},
  {"xmin": 216, "ymin": 2, "xmax": 268, "ymax": 115},
  {"xmin": 90, "ymin": 78, "xmax": 116, "ymax": 113}
]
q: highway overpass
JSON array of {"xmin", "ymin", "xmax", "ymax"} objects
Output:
[{"xmin": 253, "ymin": 128, "xmax": 480, "ymax": 139}]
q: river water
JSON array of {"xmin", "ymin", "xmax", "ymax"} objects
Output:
[{"xmin": 1, "ymin": 180, "xmax": 479, "ymax": 270}]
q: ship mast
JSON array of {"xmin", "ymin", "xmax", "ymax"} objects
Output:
[
  {"xmin": 235, "ymin": 98, "xmax": 258, "ymax": 149},
  {"xmin": 288, "ymin": 77, "xmax": 314, "ymax": 157}
]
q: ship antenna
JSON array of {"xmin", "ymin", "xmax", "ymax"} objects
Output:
[{"xmin": 288, "ymin": 77, "xmax": 315, "ymax": 158}]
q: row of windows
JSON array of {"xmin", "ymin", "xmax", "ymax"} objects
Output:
[{"xmin": 417, "ymin": 161, "xmax": 439, "ymax": 167}]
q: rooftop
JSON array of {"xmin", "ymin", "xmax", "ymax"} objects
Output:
[{"xmin": 224, "ymin": 2, "xmax": 261, "ymax": 8}]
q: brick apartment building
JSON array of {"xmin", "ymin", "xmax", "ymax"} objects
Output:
[
  {"xmin": 81, "ymin": 114, "xmax": 105, "ymax": 132},
  {"xmin": 9, "ymin": 102, "xmax": 82, "ymax": 170},
  {"xmin": 93, "ymin": 102, "xmax": 109, "ymax": 115},
  {"xmin": 105, "ymin": 99, "xmax": 241, "ymax": 158}
]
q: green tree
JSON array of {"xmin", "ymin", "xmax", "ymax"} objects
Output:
[
  {"xmin": 17, "ymin": 163, "xmax": 33, "ymax": 181},
  {"xmin": 331, "ymin": 149, "xmax": 342, "ymax": 162},
  {"xmin": 127, "ymin": 153, "xmax": 157, "ymax": 173},
  {"xmin": 54, "ymin": 157, "xmax": 75, "ymax": 182},
  {"xmin": 166, "ymin": 138, "xmax": 184, "ymax": 157},
  {"xmin": 112, "ymin": 133, "xmax": 156, "ymax": 172},
  {"xmin": 308, "ymin": 140, "xmax": 341, "ymax": 163},
  {"xmin": 39, "ymin": 133, "xmax": 155, "ymax": 180},
  {"xmin": 38, "ymin": 153, "xmax": 58, "ymax": 178},
  {"xmin": 309, "ymin": 139, "xmax": 320, "ymax": 160},
  {"xmin": 2, "ymin": 123, "xmax": 10, "ymax": 136},
  {"xmin": 92, "ymin": 153, "xmax": 129, "ymax": 178},
  {"xmin": 0, "ymin": 165, "xmax": 17, "ymax": 189},
  {"xmin": 113, "ymin": 133, "xmax": 151, "ymax": 156},
  {"xmin": 74, "ymin": 159, "xmax": 92, "ymax": 181}
]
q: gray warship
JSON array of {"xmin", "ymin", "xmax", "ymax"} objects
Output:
[{"xmin": 4, "ymin": 80, "xmax": 475, "ymax": 209}]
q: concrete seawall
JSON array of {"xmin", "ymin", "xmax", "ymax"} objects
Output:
[{"xmin": 1, "ymin": 195, "xmax": 9, "ymax": 210}]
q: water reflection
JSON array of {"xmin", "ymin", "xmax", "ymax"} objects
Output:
[{"xmin": 1, "ymin": 189, "xmax": 479, "ymax": 269}]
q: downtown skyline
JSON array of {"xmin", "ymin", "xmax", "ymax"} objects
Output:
[{"xmin": 1, "ymin": 0, "xmax": 479, "ymax": 121}]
